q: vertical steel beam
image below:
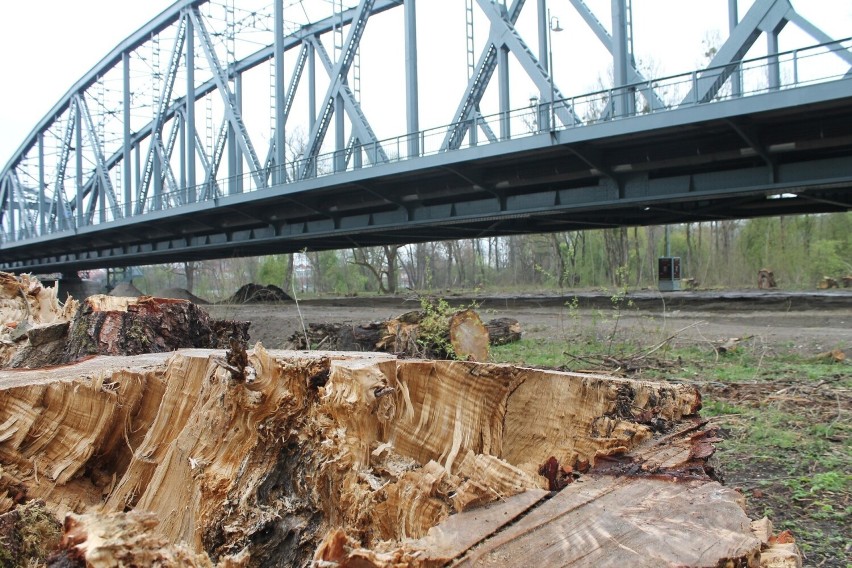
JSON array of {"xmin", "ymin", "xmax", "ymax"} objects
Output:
[
  {"xmin": 729, "ymin": 0, "xmax": 742, "ymax": 97},
  {"xmin": 404, "ymin": 0, "xmax": 420, "ymax": 157},
  {"xmin": 538, "ymin": 0, "xmax": 547, "ymax": 70},
  {"xmin": 186, "ymin": 13, "xmax": 196, "ymax": 201},
  {"xmin": 274, "ymin": 0, "xmax": 286, "ymax": 184},
  {"xmin": 135, "ymin": 145, "xmax": 141, "ymax": 201},
  {"xmin": 153, "ymin": 142, "xmax": 162, "ymax": 211},
  {"xmin": 38, "ymin": 133, "xmax": 45, "ymax": 234},
  {"xmin": 7, "ymin": 177, "xmax": 14, "ymax": 239},
  {"xmin": 308, "ymin": 42, "xmax": 316, "ymax": 132},
  {"xmin": 537, "ymin": 0, "xmax": 549, "ymax": 130},
  {"xmin": 75, "ymin": 99, "xmax": 83, "ymax": 228},
  {"xmin": 767, "ymin": 28, "xmax": 781, "ymax": 90},
  {"xmin": 335, "ymin": 94, "xmax": 345, "ymax": 172},
  {"xmin": 498, "ymin": 46, "xmax": 510, "ymax": 140},
  {"xmin": 123, "ymin": 52, "xmax": 132, "ymax": 216},
  {"xmin": 227, "ymin": 122, "xmax": 236, "ymax": 193},
  {"xmin": 611, "ymin": 0, "xmax": 633, "ymax": 117},
  {"xmin": 235, "ymin": 73, "xmax": 244, "ymax": 192},
  {"xmin": 179, "ymin": 110, "xmax": 187, "ymax": 194}
]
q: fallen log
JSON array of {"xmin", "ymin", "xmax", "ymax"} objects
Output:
[
  {"xmin": 289, "ymin": 305, "xmax": 514, "ymax": 361},
  {"xmin": 0, "ymin": 347, "xmax": 799, "ymax": 566}
]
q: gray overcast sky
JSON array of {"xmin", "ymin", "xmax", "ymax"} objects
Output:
[
  {"xmin": 0, "ymin": 1, "xmax": 173, "ymax": 167},
  {"xmin": 1, "ymin": 0, "xmax": 849, "ymax": 169}
]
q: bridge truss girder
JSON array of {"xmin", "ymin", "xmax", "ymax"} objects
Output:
[{"xmin": 0, "ymin": 0, "xmax": 850, "ymax": 270}]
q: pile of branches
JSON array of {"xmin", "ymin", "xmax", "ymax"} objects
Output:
[{"xmin": 226, "ymin": 283, "xmax": 292, "ymax": 304}]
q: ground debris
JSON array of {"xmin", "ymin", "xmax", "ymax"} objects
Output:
[{"xmin": 226, "ymin": 283, "xmax": 292, "ymax": 304}]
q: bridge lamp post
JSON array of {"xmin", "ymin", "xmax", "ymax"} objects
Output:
[{"xmin": 548, "ymin": 11, "xmax": 563, "ymax": 132}]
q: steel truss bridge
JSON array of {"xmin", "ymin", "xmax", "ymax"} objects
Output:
[{"xmin": 1, "ymin": 0, "xmax": 851, "ymax": 272}]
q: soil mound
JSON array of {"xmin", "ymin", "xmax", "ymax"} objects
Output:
[
  {"xmin": 108, "ymin": 281, "xmax": 143, "ymax": 297},
  {"xmin": 155, "ymin": 287, "xmax": 210, "ymax": 304},
  {"xmin": 226, "ymin": 283, "xmax": 292, "ymax": 304}
]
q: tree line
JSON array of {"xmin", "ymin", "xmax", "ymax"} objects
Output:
[{"xmin": 132, "ymin": 213, "xmax": 851, "ymax": 300}]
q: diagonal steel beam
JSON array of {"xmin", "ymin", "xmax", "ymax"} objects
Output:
[
  {"xmin": 205, "ymin": 119, "xmax": 229, "ymax": 197},
  {"xmin": 679, "ymin": 0, "xmax": 793, "ymax": 106},
  {"xmin": 568, "ymin": 0, "xmax": 666, "ymax": 113},
  {"xmin": 443, "ymin": 0, "xmax": 526, "ymax": 151},
  {"xmin": 189, "ymin": 8, "xmax": 265, "ymax": 190},
  {"xmin": 77, "ymin": 94, "xmax": 120, "ymax": 216},
  {"xmin": 136, "ymin": 16, "xmax": 186, "ymax": 213},
  {"xmin": 478, "ymin": 0, "xmax": 581, "ymax": 127},
  {"xmin": 11, "ymin": 173, "xmax": 35, "ymax": 238},
  {"xmin": 52, "ymin": 100, "xmax": 77, "ymax": 230},
  {"xmin": 785, "ymin": 11, "xmax": 852, "ymax": 67},
  {"xmin": 308, "ymin": 37, "xmax": 388, "ymax": 165},
  {"xmin": 265, "ymin": 42, "xmax": 310, "ymax": 182},
  {"xmin": 300, "ymin": 0, "xmax": 378, "ymax": 179}
]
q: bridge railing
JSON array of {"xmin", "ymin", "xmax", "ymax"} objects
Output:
[{"xmin": 2, "ymin": 37, "xmax": 850, "ymax": 245}]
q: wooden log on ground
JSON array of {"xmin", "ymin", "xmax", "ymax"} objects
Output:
[
  {"xmin": 290, "ymin": 306, "xmax": 493, "ymax": 361},
  {"xmin": 0, "ymin": 348, "xmax": 799, "ymax": 566},
  {"xmin": 484, "ymin": 317, "xmax": 522, "ymax": 345}
]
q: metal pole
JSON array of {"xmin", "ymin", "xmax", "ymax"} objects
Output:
[
  {"xmin": 498, "ymin": 46, "xmax": 510, "ymax": 140},
  {"xmin": 548, "ymin": 10, "xmax": 554, "ymax": 132},
  {"xmin": 186, "ymin": 11, "xmax": 196, "ymax": 201},
  {"xmin": 308, "ymin": 42, "xmax": 316, "ymax": 132},
  {"xmin": 123, "ymin": 51, "xmax": 132, "ymax": 216},
  {"xmin": 728, "ymin": 0, "xmax": 741, "ymax": 97},
  {"xmin": 611, "ymin": 0, "xmax": 632, "ymax": 117},
  {"xmin": 335, "ymin": 94, "xmax": 345, "ymax": 172},
  {"xmin": 538, "ymin": 0, "xmax": 548, "ymax": 130},
  {"xmin": 75, "ymin": 99, "xmax": 83, "ymax": 228},
  {"xmin": 404, "ymin": 0, "xmax": 420, "ymax": 157},
  {"xmin": 235, "ymin": 73, "xmax": 244, "ymax": 192},
  {"xmin": 767, "ymin": 29, "xmax": 781, "ymax": 90},
  {"xmin": 274, "ymin": 0, "xmax": 286, "ymax": 184},
  {"xmin": 38, "ymin": 132, "xmax": 45, "ymax": 234}
]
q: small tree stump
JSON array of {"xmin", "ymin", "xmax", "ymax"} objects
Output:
[
  {"xmin": 757, "ymin": 269, "xmax": 777, "ymax": 289},
  {"xmin": 484, "ymin": 317, "xmax": 522, "ymax": 345}
]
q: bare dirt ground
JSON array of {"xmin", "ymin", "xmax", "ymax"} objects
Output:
[{"xmin": 204, "ymin": 291, "xmax": 852, "ymax": 355}]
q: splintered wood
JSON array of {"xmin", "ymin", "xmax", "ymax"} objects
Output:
[{"xmin": 0, "ymin": 346, "xmax": 799, "ymax": 567}]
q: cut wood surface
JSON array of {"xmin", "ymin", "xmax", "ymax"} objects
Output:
[
  {"xmin": 289, "ymin": 306, "xmax": 512, "ymax": 360},
  {"xmin": 0, "ymin": 346, "xmax": 800, "ymax": 566},
  {"xmin": 0, "ymin": 273, "xmax": 77, "ymax": 368}
]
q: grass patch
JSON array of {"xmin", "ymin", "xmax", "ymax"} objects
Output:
[{"xmin": 490, "ymin": 332, "xmax": 851, "ymax": 567}]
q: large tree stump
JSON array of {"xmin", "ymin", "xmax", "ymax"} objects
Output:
[
  {"xmin": 0, "ymin": 348, "xmax": 799, "ymax": 566},
  {"xmin": 2, "ymin": 286, "xmax": 249, "ymax": 369},
  {"xmin": 63, "ymin": 295, "xmax": 249, "ymax": 361}
]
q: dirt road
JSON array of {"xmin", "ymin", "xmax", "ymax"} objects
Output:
[{"xmin": 205, "ymin": 290, "xmax": 852, "ymax": 355}]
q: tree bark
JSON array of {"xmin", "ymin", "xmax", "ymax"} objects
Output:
[
  {"xmin": 484, "ymin": 317, "xmax": 522, "ymax": 346},
  {"xmin": 288, "ymin": 307, "xmax": 495, "ymax": 361}
]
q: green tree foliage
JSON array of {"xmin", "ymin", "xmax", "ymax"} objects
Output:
[{"xmin": 135, "ymin": 212, "xmax": 850, "ymax": 297}]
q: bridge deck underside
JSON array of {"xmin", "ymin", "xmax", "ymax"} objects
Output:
[{"xmin": 3, "ymin": 94, "xmax": 851, "ymax": 272}]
